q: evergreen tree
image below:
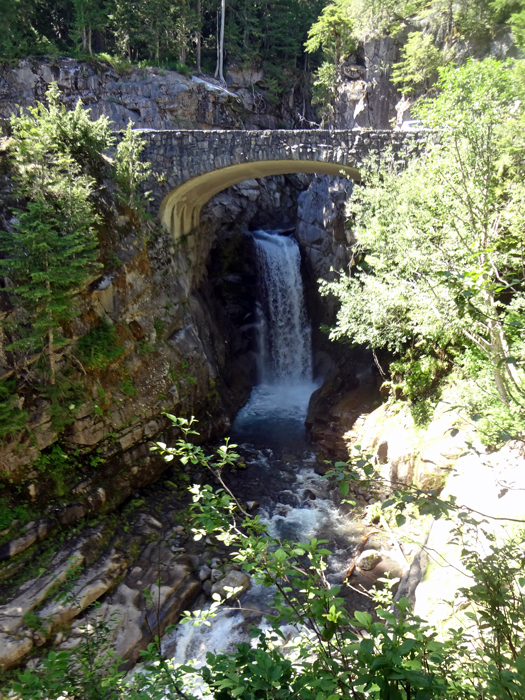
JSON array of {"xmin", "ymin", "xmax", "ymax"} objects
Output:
[
  {"xmin": 305, "ymin": 0, "xmax": 356, "ymax": 123},
  {"xmin": 0, "ymin": 86, "xmax": 111, "ymax": 383},
  {"xmin": 115, "ymin": 121, "xmax": 151, "ymax": 213}
]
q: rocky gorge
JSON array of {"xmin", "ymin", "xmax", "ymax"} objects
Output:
[{"xmin": 0, "ymin": 53, "xmax": 524, "ymax": 686}]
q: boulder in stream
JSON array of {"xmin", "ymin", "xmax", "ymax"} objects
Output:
[{"xmin": 211, "ymin": 571, "xmax": 250, "ymax": 601}]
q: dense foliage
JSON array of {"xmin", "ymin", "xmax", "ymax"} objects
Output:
[
  {"xmin": 0, "ymin": 0, "xmax": 327, "ymax": 85},
  {"xmin": 305, "ymin": 0, "xmax": 525, "ymax": 120},
  {"xmin": 0, "ymin": 85, "xmax": 110, "ymax": 382},
  {"xmin": 0, "ymin": 86, "xmax": 151, "ymax": 519},
  {"xmin": 323, "ymin": 58, "xmax": 525, "ymax": 441}
]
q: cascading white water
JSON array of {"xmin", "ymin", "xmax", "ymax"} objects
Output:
[
  {"xmin": 252, "ymin": 230, "xmax": 312, "ymax": 383},
  {"xmin": 232, "ymin": 230, "xmax": 319, "ymax": 445}
]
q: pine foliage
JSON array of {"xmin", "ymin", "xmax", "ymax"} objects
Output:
[{"xmin": 0, "ymin": 85, "xmax": 112, "ymax": 379}]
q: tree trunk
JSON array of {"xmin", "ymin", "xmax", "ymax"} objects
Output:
[
  {"xmin": 88, "ymin": 24, "xmax": 92, "ymax": 56},
  {"xmin": 483, "ymin": 287, "xmax": 513, "ymax": 404},
  {"xmin": 214, "ymin": 11, "xmax": 219, "ymax": 78},
  {"xmin": 195, "ymin": 0, "xmax": 201, "ymax": 72},
  {"xmin": 43, "ymin": 268, "xmax": 55, "ymax": 385},
  {"xmin": 48, "ymin": 328, "xmax": 55, "ymax": 385},
  {"xmin": 218, "ymin": 0, "xmax": 225, "ymax": 84},
  {"xmin": 492, "ymin": 362, "xmax": 509, "ymax": 405}
]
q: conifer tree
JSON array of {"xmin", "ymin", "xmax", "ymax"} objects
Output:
[{"xmin": 0, "ymin": 86, "xmax": 110, "ymax": 383}]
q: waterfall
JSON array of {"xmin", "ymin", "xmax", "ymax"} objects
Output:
[
  {"xmin": 230, "ymin": 228, "xmax": 319, "ymax": 449},
  {"xmin": 162, "ymin": 228, "xmax": 362, "ymax": 690},
  {"xmin": 252, "ymin": 229, "xmax": 312, "ymax": 383}
]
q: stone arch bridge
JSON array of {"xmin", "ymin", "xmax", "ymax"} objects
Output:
[{"xmin": 139, "ymin": 129, "xmax": 421, "ymax": 239}]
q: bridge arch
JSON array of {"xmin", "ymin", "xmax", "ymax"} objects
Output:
[
  {"xmin": 159, "ymin": 159, "xmax": 360, "ymax": 240},
  {"xmin": 139, "ymin": 129, "xmax": 418, "ymax": 240}
]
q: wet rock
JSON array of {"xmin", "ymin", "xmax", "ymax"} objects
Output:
[
  {"xmin": 211, "ymin": 571, "xmax": 250, "ymax": 601},
  {"xmin": 357, "ymin": 550, "xmax": 381, "ymax": 571},
  {"xmin": 198, "ymin": 565, "xmax": 212, "ymax": 582},
  {"xmin": 58, "ymin": 503, "xmax": 89, "ymax": 527},
  {"xmin": 210, "ymin": 557, "xmax": 222, "ymax": 569},
  {"xmin": 0, "ymin": 537, "xmax": 92, "ymax": 663},
  {"xmin": 37, "ymin": 548, "xmax": 129, "ymax": 634},
  {"xmin": 72, "ymin": 479, "xmax": 93, "ymax": 495},
  {"xmin": 296, "ymin": 175, "xmax": 354, "ymax": 284},
  {"xmin": 276, "ymin": 490, "xmax": 299, "ymax": 507},
  {"xmin": 88, "ymin": 550, "xmax": 200, "ymax": 664},
  {"xmin": 246, "ymin": 500, "xmax": 259, "ymax": 511},
  {"xmin": 210, "ymin": 569, "xmax": 223, "ymax": 583},
  {"xmin": 306, "ymin": 366, "xmax": 379, "ymax": 461},
  {"xmin": 0, "ymin": 633, "xmax": 33, "ymax": 670},
  {"xmin": 0, "ymin": 518, "xmax": 56, "ymax": 562},
  {"xmin": 202, "ymin": 580, "xmax": 213, "ymax": 596},
  {"xmin": 136, "ymin": 513, "xmax": 163, "ymax": 535}
]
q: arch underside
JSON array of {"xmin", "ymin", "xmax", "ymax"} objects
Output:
[{"xmin": 159, "ymin": 159, "xmax": 361, "ymax": 239}]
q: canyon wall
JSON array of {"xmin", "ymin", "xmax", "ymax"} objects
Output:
[{"xmin": 0, "ymin": 58, "xmax": 305, "ymax": 132}]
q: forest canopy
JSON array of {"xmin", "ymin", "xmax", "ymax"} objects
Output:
[{"xmin": 0, "ymin": 0, "xmax": 327, "ymax": 74}]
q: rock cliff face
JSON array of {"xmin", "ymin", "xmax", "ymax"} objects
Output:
[
  {"xmin": 333, "ymin": 28, "xmax": 519, "ymax": 130},
  {"xmin": 0, "ymin": 145, "xmax": 309, "ymax": 522},
  {"xmin": 0, "ymin": 164, "xmax": 311, "ymax": 669},
  {"xmin": 0, "ymin": 58, "xmax": 301, "ymax": 131},
  {"xmin": 295, "ymin": 172, "xmax": 380, "ymax": 448},
  {"xmin": 334, "ymin": 38, "xmax": 402, "ymax": 130}
]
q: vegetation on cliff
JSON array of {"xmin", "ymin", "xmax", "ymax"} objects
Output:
[
  {"xmin": 323, "ymin": 58, "xmax": 525, "ymax": 443},
  {"xmin": 0, "ymin": 86, "xmax": 158, "ymax": 529},
  {"xmin": 1, "ymin": 0, "xmax": 328, "ymax": 106},
  {"xmin": 0, "ymin": 85, "xmax": 109, "ymax": 384},
  {"xmin": 306, "ymin": 0, "xmax": 525, "ymax": 120}
]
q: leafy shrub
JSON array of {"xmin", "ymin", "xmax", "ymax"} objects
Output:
[
  {"xmin": 96, "ymin": 52, "xmax": 133, "ymax": 75},
  {"xmin": 75, "ymin": 320, "xmax": 125, "ymax": 372},
  {"xmin": 0, "ymin": 379, "xmax": 28, "ymax": 439},
  {"xmin": 39, "ymin": 372, "xmax": 87, "ymax": 433},
  {"xmin": 153, "ymin": 319, "xmax": 166, "ymax": 338},
  {"xmin": 448, "ymin": 352, "xmax": 525, "ymax": 448},
  {"xmin": 389, "ymin": 352, "xmax": 449, "ymax": 402},
  {"xmin": 174, "ymin": 61, "xmax": 191, "ymax": 76},
  {"xmin": 120, "ymin": 378, "xmax": 138, "ymax": 396},
  {"xmin": 114, "ymin": 121, "xmax": 152, "ymax": 213},
  {"xmin": 0, "ymin": 497, "xmax": 32, "ymax": 531},
  {"xmin": 33, "ymin": 444, "xmax": 75, "ymax": 496},
  {"xmin": 10, "ymin": 418, "xmax": 525, "ymax": 699}
]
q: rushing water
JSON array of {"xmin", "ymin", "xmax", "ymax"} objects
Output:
[
  {"xmin": 252, "ymin": 229, "xmax": 312, "ymax": 383},
  {"xmin": 233, "ymin": 229, "xmax": 319, "ymax": 451},
  {"xmin": 163, "ymin": 229, "xmax": 385, "ymax": 686}
]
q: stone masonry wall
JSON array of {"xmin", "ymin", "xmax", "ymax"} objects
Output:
[{"xmin": 140, "ymin": 128, "xmax": 423, "ymax": 214}]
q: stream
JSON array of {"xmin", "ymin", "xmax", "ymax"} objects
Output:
[{"xmin": 161, "ymin": 229, "xmax": 401, "ymax": 682}]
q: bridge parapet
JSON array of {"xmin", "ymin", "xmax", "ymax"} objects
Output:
[{"xmin": 139, "ymin": 129, "xmax": 423, "ymax": 239}]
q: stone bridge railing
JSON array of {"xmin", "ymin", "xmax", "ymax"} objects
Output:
[{"xmin": 139, "ymin": 129, "xmax": 423, "ymax": 239}]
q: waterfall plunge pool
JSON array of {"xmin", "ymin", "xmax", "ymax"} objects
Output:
[{"xmin": 160, "ymin": 229, "xmax": 397, "ymax": 691}]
